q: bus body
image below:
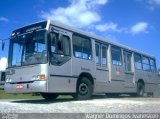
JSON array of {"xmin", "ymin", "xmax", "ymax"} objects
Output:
[
  {"xmin": 5, "ymin": 20, "xmax": 159, "ymax": 100},
  {"xmin": 0, "ymin": 71, "xmax": 6, "ymax": 89}
]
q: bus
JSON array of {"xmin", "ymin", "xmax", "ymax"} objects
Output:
[
  {"xmin": 5, "ymin": 20, "xmax": 159, "ymax": 100},
  {"xmin": 0, "ymin": 71, "xmax": 6, "ymax": 89}
]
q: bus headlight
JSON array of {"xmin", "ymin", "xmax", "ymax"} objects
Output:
[{"xmin": 32, "ymin": 75, "xmax": 37, "ymax": 80}]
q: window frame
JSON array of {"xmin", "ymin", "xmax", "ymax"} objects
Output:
[
  {"xmin": 123, "ymin": 50, "xmax": 132, "ymax": 72},
  {"xmin": 150, "ymin": 58, "xmax": 156, "ymax": 72},
  {"xmin": 142, "ymin": 56, "xmax": 150, "ymax": 71},
  {"xmin": 72, "ymin": 33, "xmax": 92, "ymax": 60},
  {"xmin": 134, "ymin": 53, "xmax": 143, "ymax": 70},
  {"xmin": 111, "ymin": 46, "xmax": 122, "ymax": 66},
  {"xmin": 95, "ymin": 43, "xmax": 101, "ymax": 65},
  {"xmin": 101, "ymin": 44, "xmax": 108, "ymax": 67}
]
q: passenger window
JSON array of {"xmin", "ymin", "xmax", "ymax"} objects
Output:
[
  {"xmin": 50, "ymin": 32, "xmax": 58, "ymax": 53},
  {"xmin": 1, "ymin": 72, "xmax": 5, "ymax": 81},
  {"xmin": 50, "ymin": 33, "xmax": 70, "ymax": 56},
  {"xmin": 142, "ymin": 56, "xmax": 150, "ymax": 71},
  {"xmin": 111, "ymin": 46, "xmax": 122, "ymax": 66},
  {"xmin": 61, "ymin": 36, "xmax": 70, "ymax": 56},
  {"xmin": 134, "ymin": 54, "xmax": 142, "ymax": 70},
  {"xmin": 150, "ymin": 59, "xmax": 156, "ymax": 72},
  {"xmin": 73, "ymin": 34, "xmax": 92, "ymax": 60},
  {"xmin": 102, "ymin": 46, "xmax": 107, "ymax": 66},
  {"xmin": 95, "ymin": 44, "xmax": 100, "ymax": 65}
]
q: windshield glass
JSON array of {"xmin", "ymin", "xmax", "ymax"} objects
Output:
[{"xmin": 9, "ymin": 30, "xmax": 47, "ymax": 67}]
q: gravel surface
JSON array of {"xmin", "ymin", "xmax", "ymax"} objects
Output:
[{"xmin": 1, "ymin": 96, "xmax": 160, "ymax": 113}]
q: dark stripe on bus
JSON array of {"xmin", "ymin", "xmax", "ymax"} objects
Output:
[{"xmin": 50, "ymin": 74, "xmax": 78, "ymax": 78}]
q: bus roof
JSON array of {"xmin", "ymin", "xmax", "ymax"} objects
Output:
[{"xmin": 50, "ymin": 20, "xmax": 155, "ymax": 59}]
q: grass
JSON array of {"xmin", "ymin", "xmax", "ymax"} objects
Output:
[
  {"xmin": 0, "ymin": 89, "xmax": 41, "ymax": 99},
  {"xmin": 0, "ymin": 89, "xmax": 72, "ymax": 99}
]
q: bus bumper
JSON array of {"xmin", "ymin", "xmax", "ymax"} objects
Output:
[{"xmin": 4, "ymin": 81, "xmax": 47, "ymax": 93}]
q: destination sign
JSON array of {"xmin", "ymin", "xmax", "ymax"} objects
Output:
[{"xmin": 12, "ymin": 21, "xmax": 47, "ymax": 36}]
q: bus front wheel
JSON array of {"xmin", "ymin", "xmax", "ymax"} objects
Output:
[
  {"xmin": 41, "ymin": 93, "xmax": 59, "ymax": 100},
  {"xmin": 137, "ymin": 83, "xmax": 144, "ymax": 97},
  {"xmin": 75, "ymin": 77, "xmax": 93, "ymax": 100}
]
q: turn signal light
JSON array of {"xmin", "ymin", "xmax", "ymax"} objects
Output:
[{"xmin": 40, "ymin": 74, "xmax": 46, "ymax": 80}]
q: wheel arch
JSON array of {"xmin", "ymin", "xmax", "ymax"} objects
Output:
[
  {"xmin": 76, "ymin": 72, "xmax": 94, "ymax": 90},
  {"xmin": 137, "ymin": 79, "xmax": 145, "ymax": 86}
]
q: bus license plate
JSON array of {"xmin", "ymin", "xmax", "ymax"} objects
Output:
[{"xmin": 16, "ymin": 84, "xmax": 24, "ymax": 89}]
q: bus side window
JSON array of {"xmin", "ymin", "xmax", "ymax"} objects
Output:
[
  {"xmin": 134, "ymin": 54, "xmax": 142, "ymax": 70},
  {"xmin": 61, "ymin": 35, "xmax": 70, "ymax": 56},
  {"xmin": 111, "ymin": 46, "xmax": 122, "ymax": 66},
  {"xmin": 150, "ymin": 58, "xmax": 156, "ymax": 72},
  {"xmin": 142, "ymin": 56, "xmax": 150, "ymax": 71},
  {"xmin": 102, "ymin": 45, "xmax": 107, "ymax": 66},
  {"xmin": 49, "ymin": 32, "xmax": 58, "ymax": 53},
  {"xmin": 73, "ymin": 34, "xmax": 92, "ymax": 60},
  {"xmin": 95, "ymin": 43, "xmax": 100, "ymax": 65},
  {"xmin": 1, "ymin": 72, "xmax": 5, "ymax": 81}
]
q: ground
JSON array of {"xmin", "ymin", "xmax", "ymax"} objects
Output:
[{"xmin": 0, "ymin": 95, "xmax": 160, "ymax": 119}]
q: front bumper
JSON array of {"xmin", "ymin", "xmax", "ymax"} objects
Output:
[{"xmin": 4, "ymin": 81, "xmax": 47, "ymax": 93}]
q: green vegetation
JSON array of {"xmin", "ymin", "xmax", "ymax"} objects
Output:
[
  {"xmin": 0, "ymin": 89, "xmax": 72, "ymax": 99},
  {"xmin": 0, "ymin": 89, "xmax": 41, "ymax": 99}
]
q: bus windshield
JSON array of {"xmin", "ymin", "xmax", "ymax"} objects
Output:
[{"xmin": 9, "ymin": 30, "xmax": 47, "ymax": 67}]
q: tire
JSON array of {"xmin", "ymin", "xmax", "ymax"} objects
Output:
[
  {"xmin": 137, "ymin": 83, "xmax": 145, "ymax": 97},
  {"xmin": 40, "ymin": 93, "xmax": 59, "ymax": 100},
  {"xmin": 75, "ymin": 77, "xmax": 93, "ymax": 100}
]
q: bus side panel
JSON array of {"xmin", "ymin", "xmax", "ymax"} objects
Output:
[
  {"xmin": 48, "ymin": 60, "xmax": 77, "ymax": 93},
  {"xmin": 72, "ymin": 57, "xmax": 96, "ymax": 90},
  {"xmin": 135, "ymin": 70, "xmax": 158, "ymax": 93},
  {"xmin": 94, "ymin": 69, "xmax": 110, "ymax": 93}
]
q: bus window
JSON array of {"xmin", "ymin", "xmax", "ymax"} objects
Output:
[
  {"xmin": 95, "ymin": 43, "xmax": 100, "ymax": 65},
  {"xmin": 73, "ymin": 34, "xmax": 92, "ymax": 60},
  {"xmin": 134, "ymin": 54, "xmax": 142, "ymax": 70},
  {"xmin": 1, "ymin": 72, "xmax": 5, "ymax": 81},
  {"xmin": 102, "ymin": 46, "xmax": 107, "ymax": 66},
  {"xmin": 111, "ymin": 46, "xmax": 122, "ymax": 66},
  {"xmin": 50, "ymin": 32, "xmax": 58, "ymax": 53},
  {"xmin": 61, "ymin": 36, "xmax": 70, "ymax": 56},
  {"xmin": 150, "ymin": 58, "xmax": 156, "ymax": 72},
  {"xmin": 49, "ymin": 32, "xmax": 71, "ymax": 65},
  {"xmin": 142, "ymin": 56, "xmax": 150, "ymax": 71},
  {"xmin": 50, "ymin": 33, "xmax": 70, "ymax": 56}
]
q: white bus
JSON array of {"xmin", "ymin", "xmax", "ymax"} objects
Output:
[{"xmin": 5, "ymin": 20, "xmax": 159, "ymax": 100}]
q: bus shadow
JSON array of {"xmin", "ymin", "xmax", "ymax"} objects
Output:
[
  {"xmin": 11, "ymin": 94, "xmax": 146, "ymax": 104},
  {"xmin": 11, "ymin": 98, "xmax": 76, "ymax": 104}
]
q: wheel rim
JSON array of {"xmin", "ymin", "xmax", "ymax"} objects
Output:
[{"xmin": 79, "ymin": 83, "xmax": 88, "ymax": 95}]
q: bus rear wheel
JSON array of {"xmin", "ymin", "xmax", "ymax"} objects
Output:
[
  {"xmin": 41, "ymin": 93, "xmax": 59, "ymax": 100},
  {"xmin": 137, "ymin": 83, "xmax": 144, "ymax": 97},
  {"xmin": 75, "ymin": 77, "xmax": 93, "ymax": 100}
]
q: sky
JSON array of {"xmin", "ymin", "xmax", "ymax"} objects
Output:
[{"xmin": 0, "ymin": 0, "xmax": 160, "ymax": 70}]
